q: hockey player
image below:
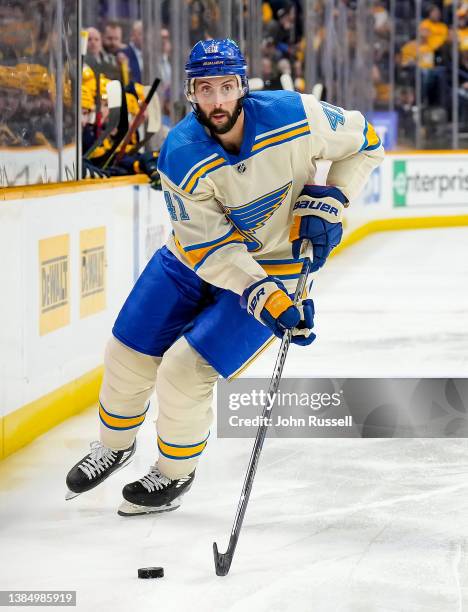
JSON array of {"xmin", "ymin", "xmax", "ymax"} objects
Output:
[{"xmin": 66, "ymin": 39, "xmax": 384, "ymax": 515}]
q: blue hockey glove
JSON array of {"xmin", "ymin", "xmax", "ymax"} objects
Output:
[
  {"xmin": 241, "ymin": 277, "xmax": 316, "ymax": 345},
  {"xmin": 290, "ymin": 185, "xmax": 347, "ymax": 271}
]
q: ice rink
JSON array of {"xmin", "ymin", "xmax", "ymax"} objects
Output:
[{"xmin": 1, "ymin": 228, "xmax": 468, "ymax": 611}]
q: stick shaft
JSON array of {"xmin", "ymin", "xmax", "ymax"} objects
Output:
[
  {"xmin": 231, "ymin": 258, "xmax": 309, "ymax": 530},
  {"xmin": 110, "ymin": 78, "xmax": 160, "ymax": 166},
  {"xmin": 214, "ymin": 243, "xmax": 311, "ymax": 574}
]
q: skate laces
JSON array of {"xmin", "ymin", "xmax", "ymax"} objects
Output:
[
  {"xmin": 78, "ymin": 441, "xmax": 117, "ymax": 480},
  {"xmin": 139, "ymin": 466, "xmax": 172, "ymax": 493}
]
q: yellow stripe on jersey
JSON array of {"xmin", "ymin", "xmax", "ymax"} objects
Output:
[
  {"xmin": 289, "ymin": 216, "xmax": 302, "ymax": 243},
  {"xmin": 157, "ymin": 435, "xmax": 209, "ymax": 460},
  {"xmin": 366, "ymin": 121, "xmax": 380, "ymax": 148},
  {"xmin": 260, "ymin": 260, "xmax": 304, "ymax": 277},
  {"xmin": 251, "ymin": 124, "xmax": 310, "ymax": 153},
  {"xmin": 174, "ymin": 229, "xmax": 245, "ymax": 270},
  {"xmin": 182, "ymin": 156, "xmax": 227, "ymax": 193}
]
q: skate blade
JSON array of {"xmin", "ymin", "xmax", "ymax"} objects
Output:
[
  {"xmin": 117, "ymin": 499, "xmax": 181, "ymax": 516},
  {"xmin": 64, "ymin": 457, "xmax": 134, "ymax": 501},
  {"xmin": 65, "ymin": 489, "xmax": 80, "ymax": 500}
]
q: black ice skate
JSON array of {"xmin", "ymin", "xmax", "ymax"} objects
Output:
[
  {"xmin": 65, "ymin": 440, "xmax": 136, "ymax": 500},
  {"xmin": 118, "ymin": 466, "xmax": 195, "ymax": 516}
]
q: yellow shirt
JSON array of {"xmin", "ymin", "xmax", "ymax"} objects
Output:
[
  {"xmin": 419, "ymin": 19, "xmax": 449, "ymax": 50},
  {"xmin": 458, "ymin": 27, "xmax": 468, "ymax": 51},
  {"xmin": 262, "ymin": 2, "xmax": 273, "ymax": 22},
  {"xmin": 401, "ymin": 40, "xmax": 435, "ymax": 69}
]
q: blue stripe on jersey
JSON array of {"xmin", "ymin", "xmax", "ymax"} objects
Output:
[
  {"xmin": 359, "ymin": 119, "xmax": 381, "ymax": 152},
  {"xmin": 193, "ymin": 240, "xmax": 245, "ymax": 272},
  {"xmin": 365, "ymin": 142, "xmax": 382, "ymax": 151},
  {"xmin": 184, "ymin": 226, "xmax": 237, "ymax": 251},
  {"xmin": 359, "ymin": 120, "xmax": 369, "ymax": 152},
  {"xmin": 256, "ymin": 257, "xmax": 306, "ymax": 265},
  {"xmin": 271, "ymin": 273, "xmax": 302, "ymax": 280}
]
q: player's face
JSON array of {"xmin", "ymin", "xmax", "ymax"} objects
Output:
[{"xmin": 194, "ymin": 76, "xmax": 242, "ymax": 134}]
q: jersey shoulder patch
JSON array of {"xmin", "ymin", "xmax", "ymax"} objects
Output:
[{"xmin": 158, "ymin": 114, "xmax": 226, "ymax": 193}]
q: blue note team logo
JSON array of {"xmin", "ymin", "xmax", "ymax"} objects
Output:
[{"xmin": 224, "ymin": 182, "xmax": 292, "ymax": 251}]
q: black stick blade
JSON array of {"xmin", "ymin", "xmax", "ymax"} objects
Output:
[{"xmin": 213, "ymin": 542, "xmax": 233, "ymax": 576}]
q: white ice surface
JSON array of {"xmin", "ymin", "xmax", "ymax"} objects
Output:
[
  {"xmin": 254, "ymin": 226, "xmax": 468, "ymax": 378},
  {"xmin": 1, "ymin": 228, "xmax": 468, "ymax": 612}
]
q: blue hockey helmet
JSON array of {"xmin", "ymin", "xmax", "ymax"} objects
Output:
[{"xmin": 184, "ymin": 38, "xmax": 249, "ymax": 106}]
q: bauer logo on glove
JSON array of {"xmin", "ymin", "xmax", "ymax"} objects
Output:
[{"xmin": 290, "ymin": 185, "xmax": 347, "ymax": 272}]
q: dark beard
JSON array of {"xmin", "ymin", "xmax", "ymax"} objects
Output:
[{"xmin": 198, "ymin": 100, "xmax": 242, "ymax": 135}]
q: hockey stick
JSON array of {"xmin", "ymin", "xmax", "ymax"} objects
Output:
[
  {"xmin": 213, "ymin": 241, "xmax": 312, "ymax": 576},
  {"xmin": 83, "ymin": 80, "xmax": 123, "ymax": 160},
  {"xmin": 103, "ymin": 77, "xmax": 161, "ymax": 168},
  {"xmin": 122, "ymin": 89, "xmax": 162, "ymax": 155}
]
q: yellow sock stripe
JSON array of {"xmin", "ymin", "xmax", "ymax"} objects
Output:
[
  {"xmin": 99, "ymin": 402, "xmax": 147, "ymax": 430},
  {"xmin": 157, "ymin": 435, "xmax": 208, "ymax": 459}
]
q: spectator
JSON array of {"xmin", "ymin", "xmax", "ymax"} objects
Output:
[
  {"xmin": 262, "ymin": 2, "xmax": 273, "ymax": 23},
  {"xmin": 0, "ymin": 82, "xmax": 23, "ymax": 146},
  {"xmin": 159, "ymin": 28, "xmax": 171, "ymax": 86},
  {"xmin": 395, "ymin": 86, "xmax": 417, "ymax": 143},
  {"xmin": 84, "ymin": 27, "xmax": 120, "ymax": 81},
  {"xmin": 456, "ymin": 6, "xmax": 468, "ymax": 51},
  {"xmin": 372, "ymin": 0, "xmax": 390, "ymax": 37},
  {"xmin": 264, "ymin": 2, "xmax": 297, "ymax": 58},
  {"xmin": 261, "ymin": 36, "xmax": 281, "ymax": 64},
  {"xmin": 293, "ymin": 58, "xmax": 305, "ymax": 92},
  {"xmin": 189, "ymin": 0, "xmax": 209, "ymax": 45},
  {"xmin": 103, "ymin": 21, "xmax": 131, "ymax": 85},
  {"xmin": 102, "ymin": 21, "xmax": 124, "ymax": 56},
  {"xmin": 400, "ymin": 26, "xmax": 446, "ymax": 108},
  {"xmin": 420, "ymin": 5, "xmax": 449, "ymax": 52},
  {"xmin": 261, "ymin": 56, "xmax": 282, "ymax": 90},
  {"xmin": 400, "ymin": 26, "xmax": 435, "ymax": 70},
  {"xmin": 122, "ymin": 20, "xmax": 143, "ymax": 83}
]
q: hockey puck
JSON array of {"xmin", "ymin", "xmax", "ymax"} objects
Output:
[{"xmin": 138, "ymin": 567, "xmax": 164, "ymax": 579}]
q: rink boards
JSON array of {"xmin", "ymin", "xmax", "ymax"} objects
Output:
[
  {"xmin": 0, "ymin": 152, "xmax": 468, "ymax": 459},
  {"xmin": 0, "ymin": 176, "xmax": 172, "ymax": 458}
]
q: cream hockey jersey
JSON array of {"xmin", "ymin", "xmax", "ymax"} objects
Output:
[{"xmin": 157, "ymin": 90, "xmax": 384, "ymax": 296}]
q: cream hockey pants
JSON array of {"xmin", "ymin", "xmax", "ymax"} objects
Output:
[{"xmin": 99, "ymin": 335, "xmax": 218, "ymax": 479}]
